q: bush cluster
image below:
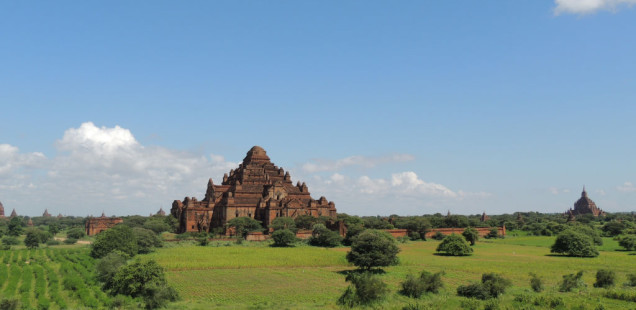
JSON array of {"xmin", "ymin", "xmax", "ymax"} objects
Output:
[
  {"xmin": 436, "ymin": 234, "xmax": 473, "ymax": 256},
  {"xmin": 529, "ymin": 273, "xmax": 543, "ymax": 292},
  {"xmin": 271, "ymin": 229, "xmax": 297, "ymax": 247},
  {"xmin": 346, "ymin": 229, "xmax": 400, "ymax": 270},
  {"xmin": 594, "ymin": 269, "xmax": 616, "ymax": 288},
  {"xmin": 337, "ymin": 272, "xmax": 389, "ymax": 307},
  {"xmin": 400, "ymin": 270, "xmax": 445, "ymax": 298},
  {"xmin": 456, "ymin": 273, "xmax": 511, "ymax": 300},
  {"xmin": 551, "ymin": 230, "xmax": 599, "ymax": 257},
  {"xmin": 559, "ymin": 271, "xmax": 585, "ymax": 292}
]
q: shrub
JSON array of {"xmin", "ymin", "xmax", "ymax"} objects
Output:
[
  {"xmin": 133, "ymin": 227, "xmax": 162, "ymax": 254},
  {"xmin": 90, "ymin": 224, "xmax": 138, "ymax": 258},
  {"xmin": 551, "ymin": 230, "xmax": 599, "ymax": 257},
  {"xmin": 594, "ymin": 269, "xmax": 616, "ymax": 288},
  {"xmin": 46, "ymin": 239, "xmax": 61, "ymax": 246},
  {"xmin": 601, "ymin": 221, "xmax": 625, "ymax": 237},
  {"xmin": 0, "ymin": 298, "xmax": 20, "ymax": 310},
  {"xmin": 2, "ymin": 236, "xmax": 20, "ymax": 246},
  {"xmin": 529, "ymin": 273, "xmax": 543, "ymax": 292},
  {"xmin": 400, "ymin": 270, "xmax": 444, "ymax": 298},
  {"xmin": 110, "ymin": 259, "xmax": 179, "ymax": 309},
  {"xmin": 626, "ymin": 273, "xmax": 636, "ymax": 287},
  {"xmin": 226, "ymin": 217, "xmax": 262, "ymax": 238},
  {"xmin": 559, "ymin": 271, "xmax": 585, "ymax": 292},
  {"xmin": 96, "ymin": 251, "xmax": 128, "ymax": 291},
  {"xmin": 143, "ymin": 218, "xmax": 172, "ymax": 234},
  {"xmin": 484, "ymin": 228, "xmax": 499, "ymax": 239},
  {"xmin": 436, "ymin": 234, "xmax": 473, "ymax": 256},
  {"xmin": 618, "ymin": 235, "xmax": 636, "ymax": 251},
  {"xmin": 63, "ymin": 238, "xmax": 78, "ymax": 245},
  {"xmin": 457, "ymin": 273, "xmax": 511, "ymax": 300},
  {"xmin": 198, "ymin": 236, "xmax": 209, "ymax": 246},
  {"xmin": 269, "ymin": 217, "xmax": 297, "ymax": 233},
  {"xmin": 337, "ymin": 272, "xmax": 389, "ymax": 307},
  {"xmin": 24, "ymin": 230, "xmax": 41, "ymax": 249},
  {"xmin": 271, "ymin": 229, "xmax": 297, "ymax": 247},
  {"xmin": 343, "ymin": 224, "xmax": 364, "ymax": 246},
  {"xmin": 346, "ymin": 229, "xmax": 399, "ymax": 270},
  {"xmin": 462, "ymin": 228, "xmax": 479, "ymax": 246},
  {"xmin": 309, "ymin": 224, "xmax": 342, "ymax": 247},
  {"xmin": 432, "ymin": 231, "xmax": 445, "ymax": 240},
  {"xmin": 66, "ymin": 227, "xmax": 86, "ymax": 239}
]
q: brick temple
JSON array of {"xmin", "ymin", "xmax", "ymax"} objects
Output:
[
  {"xmin": 85, "ymin": 212, "xmax": 124, "ymax": 236},
  {"xmin": 566, "ymin": 187, "xmax": 605, "ymax": 217},
  {"xmin": 171, "ymin": 146, "xmax": 337, "ymax": 233}
]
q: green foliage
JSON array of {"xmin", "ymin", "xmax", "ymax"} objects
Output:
[
  {"xmin": 96, "ymin": 251, "xmax": 128, "ymax": 291},
  {"xmin": 529, "ymin": 272, "xmax": 543, "ymax": 292},
  {"xmin": 198, "ymin": 235, "xmax": 209, "ymax": 246},
  {"xmin": 432, "ymin": 231, "xmax": 445, "ymax": 240},
  {"xmin": 294, "ymin": 215, "xmax": 320, "ymax": 230},
  {"xmin": 626, "ymin": 273, "xmax": 636, "ymax": 287},
  {"xmin": 66, "ymin": 227, "xmax": 86, "ymax": 239},
  {"xmin": 551, "ymin": 230, "xmax": 599, "ymax": 257},
  {"xmin": 436, "ymin": 234, "xmax": 473, "ymax": 256},
  {"xmin": 362, "ymin": 217, "xmax": 394, "ymax": 229},
  {"xmin": 24, "ymin": 230, "xmax": 41, "ymax": 249},
  {"xmin": 559, "ymin": 270, "xmax": 585, "ymax": 292},
  {"xmin": 337, "ymin": 272, "xmax": 389, "ymax": 307},
  {"xmin": 603, "ymin": 289, "xmax": 636, "ymax": 302},
  {"xmin": 226, "ymin": 217, "xmax": 262, "ymax": 238},
  {"xmin": 110, "ymin": 259, "xmax": 179, "ymax": 309},
  {"xmin": 484, "ymin": 227, "xmax": 499, "ymax": 239},
  {"xmin": 308, "ymin": 224, "xmax": 342, "ymax": 247},
  {"xmin": 48, "ymin": 222, "xmax": 61, "ymax": 235},
  {"xmin": 1, "ymin": 236, "xmax": 20, "ymax": 246},
  {"xmin": 395, "ymin": 217, "xmax": 430, "ymax": 241},
  {"xmin": 601, "ymin": 221, "xmax": 625, "ymax": 237},
  {"xmin": 346, "ymin": 229, "xmax": 399, "ymax": 270},
  {"xmin": 269, "ymin": 217, "xmax": 297, "ymax": 232},
  {"xmin": 133, "ymin": 227, "xmax": 162, "ymax": 254},
  {"xmin": 46, "ymin": 239, "xmax": 61, "ymax": 246},
  {"xmin": 618, "ymin": 235, "xmax": 636, "ymax": 251},
  {"xmin": 271, "ymin": 229, "xmax": 297, "ymax": 247},
  {"xmin": 143, "ymin": 217, "xmax": 172, "ymax": 234},
  {"xmin": 63, "ymin": 237, "xmax": 78, "ymax": 244},
  {"xmin": 7, "ymin": 217, "xmax": 23, "ymax": 236},
  {"xmin": 342, "ymin": 224, "xmax": 364, "ymax": 246},
  {"xmin": 594, "ymin": 269, "xmax": 616, "ymax": 288},
  {"xmin": 91, "ymin": 224, "xmax": 138, "ymax": 258},
  {"xmin": 462, "ymin": 227, "xmax": 479, "ymax": 246},
  {"xmin": 400, "ymin": 270, "xmax": 445, "ymax": 298},
  {"xmin": 570, "ymin": 224, "xmax": 603, "ymax": 246},
  {"xmin": 457, "ymin": 273, "xmax": 511, "ymax": 300},
  {"xmin": 0, "ymin": 298, "xmax": 19, "ymax": 310}
]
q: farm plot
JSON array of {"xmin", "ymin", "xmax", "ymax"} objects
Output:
[{"xmin": 0, "ymin": 248, "xmax": 110, "ymax": 309}]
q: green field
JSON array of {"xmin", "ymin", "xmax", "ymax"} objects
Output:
[
  {"xmin": 0, "ymin": 248, "xmax": 112, "ymax": 309},
  {"xmin": 152, "ymin": 237, "xmax": 636, "ymax": 310}
]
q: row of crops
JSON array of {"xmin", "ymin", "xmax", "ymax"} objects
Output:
[{"xmin": 0, "ymin": 248, "xmax": 110, "ymax": 309}]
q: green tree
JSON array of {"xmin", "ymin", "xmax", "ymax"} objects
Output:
[
  {"xmin": 143, "ymin": 218, "xmax": 171, "ymax": 234},
  {"xmin": 462, "ymin": 227, "xmax": 479, "ymax": 246},
  {"xmin": 456, "ymin": 273, "xmax": 511, "ymax": 300},
  {"xmin": 436, "ymin": 233, "xmax": 473, "ymax": 256},
  {"xmin": 48, "ymin": 223, "xmax": 61, "ymax": 236},
  {"xmin": 24, "ymin": 230, "xmax": 41, "ymax": 249},
  {"xmin": 7, "ymin": 217, "xmax": 23, "ymax": 236},
  {"xmin": 133, "ymin": 227, "xmax": 162, "ymax": 254},
  {"xmin": 226, "ymin": 217, "xmax": 262, "ymax": 238},
  {"xmin": 91, "ymin": 224, "xmax": 138, "ymax": 258},
  {"xmin": 66, "ymin": 227, "xmax": 86, "ymax": 239},
  {"xmin": 618, "ymin": 235, "xmax": 636, "ymax": 251},
  {"xmin": 309, "ymin": 224, "xmax": 342, "ymax": 247},
  {"xmin": 346, "ymin": 229, "xmax": 400, "ymax": 270},
  {"xmin": 269, "ymin": 217, "xmax": 297, "ymax": 232},
  {"xmin": 601, "ymin": 221, "xmax": 625, "ymax": 237},
  {"xmin": 485, "ymin": 227, "xmax": 499, "ymax": 239},
  {"xmin": 550, "ymin": 230, "xmax": 599, "ymax": 257},
  {"xmin": 294, "ymin": 215, "xmax": 319, "ymax": 230},
  {"xmin": 110, "ymin": 259, "xmax": 179, "ymax": 309},
  {"xmin": 559, "ymin": 271, "xmax": 585, "ymax": 292},
  {"xmin": 96, "ymin": 251, "xmax": 128, "ymax": 290},
  {"xmin": 271, "ymin": 229, "xmax": 297, "ymax": 247}
]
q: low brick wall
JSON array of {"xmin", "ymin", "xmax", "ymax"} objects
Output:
[
  {"xmin": 246, "ymin": 232, "xmax": 269, "ymax": 241},
  {"xmin": 425, "ymin": 226, "xmax": 505, "ymax": 239},
  {"xmin": 295, "ymin": 229, "xmax": 313, "ymax": 240},
  {"xmin": 383, "ymin": 229, "xmax": 409, "ymax": 238}
]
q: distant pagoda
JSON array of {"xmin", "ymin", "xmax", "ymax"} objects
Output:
[{"xmin": 566, "ymin": 187, "xmax": 605, "ymax": 217}]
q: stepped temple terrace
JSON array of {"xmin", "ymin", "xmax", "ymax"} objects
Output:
[
  {"xmin": 566, "ymin": 187, "xmax": 605, "ymax": 217},
  {"xmin": 171, "ymin": 146, "xmax": 337, "ymax": 233}
]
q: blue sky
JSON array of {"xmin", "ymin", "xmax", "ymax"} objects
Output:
[{"xmin": 1, "ymin": 1, "xmax": 635, "ymax": 217}]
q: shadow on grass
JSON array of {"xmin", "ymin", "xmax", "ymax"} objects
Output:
[
  {"xmin": 432, "ymin": 253, "xmax": 472, "ymax": 257},
  {"xmin": 336, "ymin": 269, "xmax": 386, "ymax": 276},
  {"xmin": 544, "ymin": 254, "xmax": 599, "ymax": 258}
]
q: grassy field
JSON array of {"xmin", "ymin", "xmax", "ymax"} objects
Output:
[{"xmin": 153, "ymin": 236, "xmax": 636, "ymax": 310}]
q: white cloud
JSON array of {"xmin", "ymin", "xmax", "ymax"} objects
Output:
[
  {"xmin": 0, "ymin": 122, "xmax": 237, "ymax": 216},
  {"xmin": 617, "ymin": 181, "xmax": 636, "ymax": 192},
  {"xmin": 549, "ymin": 187, "xmax": 571, "ymax": 195},
  {"xmin": 302, "ymin": 154, "xmax": 414, "ymax": 173},
  {"xmin": 554, "ymin": 0, "xmax": 636, "ymax": 15}
]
